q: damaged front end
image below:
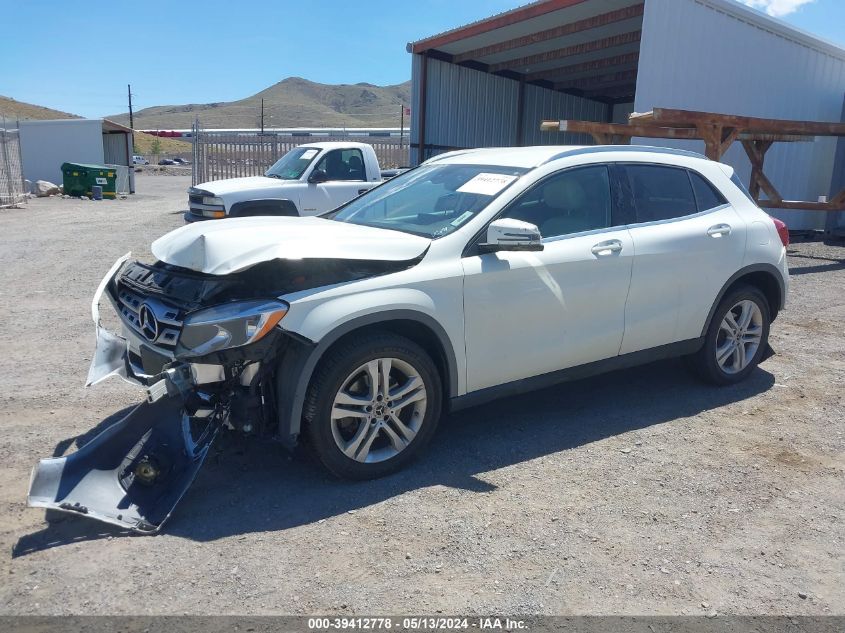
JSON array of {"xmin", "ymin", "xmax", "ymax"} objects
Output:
[
  {"xmin": 28, "ymin": 246, "xmax": 422, "ymax": 533},
  {"xmin": 27, "ymin": 253, "xmax": 293, "ymax": 533}
]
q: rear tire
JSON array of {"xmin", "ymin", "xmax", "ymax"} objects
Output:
[
  {"xmin": 304, "ymin": 332, "xmax": 442, "ymax": 479},
  {"xmin": 687, "ymin": 285, "xmax": 770, "ymax": 385}
]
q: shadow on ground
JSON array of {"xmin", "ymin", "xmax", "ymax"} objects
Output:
[{"xmin": 13, "ymin": 358, "xmax": 774, "ymax": 556}]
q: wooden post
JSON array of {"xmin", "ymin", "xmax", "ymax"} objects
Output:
[
  {"xmin": 741, "ymin": 139, "xmax": 780, "ymax": 204},
  {"xmin": 698, "ymin": 123, "xmax": 722, "ymax": 160}
]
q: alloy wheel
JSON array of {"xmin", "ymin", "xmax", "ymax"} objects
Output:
[
  {"xmin": 715, "ymin": 299, "xmax": 763, "ymax": 374},
  {"xmin": 330, "ymin": 357, "xmax": 427, "ymax": 463}
]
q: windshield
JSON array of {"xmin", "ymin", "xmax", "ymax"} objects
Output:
[
  {"xmin": 327, "ymin": 163, "xmax": 527, "ymax": 238},
  {"xmin": 265, "ymin": 146, "xmax": 321, "ymax": 180}
]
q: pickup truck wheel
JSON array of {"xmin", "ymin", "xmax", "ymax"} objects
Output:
[
  {"xmin": 304, "ymin": 333, "xmax": 442, "ymax": 479},
  {"xmin": 687, "ymin": 285, "xmax": 770, "ymax": 385}
]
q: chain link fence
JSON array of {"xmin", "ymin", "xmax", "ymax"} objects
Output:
[
  {"xmin": 0, "ymin": 117, "xmax": 26, "ymax": 207},
  {"xmin": 191, "ymin": 119, "xmax": 409, "ymax": 186}
]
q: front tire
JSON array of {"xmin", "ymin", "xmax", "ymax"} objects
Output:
[
  {"xmin": 688, "ymin": 285, "xmax": 771, "ymax": 385},
  {"xmin": 304, "ymin": 333, "xmax": 442, "ymax": 479}
]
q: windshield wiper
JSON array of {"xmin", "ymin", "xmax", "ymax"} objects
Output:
[{"xmin": 265, "ymin": 173, "xmax": 282, "ymax": 179}]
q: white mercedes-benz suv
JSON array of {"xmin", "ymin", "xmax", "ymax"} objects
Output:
[{"xmin": 29, "ymin": 145, "xmax": 789, "ymax": 532}]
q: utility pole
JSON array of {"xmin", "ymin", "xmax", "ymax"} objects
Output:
[
  {"xmin": 127, "ymin": 84, "xmax": 134, "ymax": 130},
  {"xmin": 400, "ymin": 104, "xmax": 404, "ymax": 150},
  {"xmin": 261, "ymin": 98, "xmax": 265, "ymax": 135}
]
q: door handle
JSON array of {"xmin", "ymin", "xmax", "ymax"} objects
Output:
[
  {"xmin": 357, "ymin": 188, "xmax": 368, "ymax": 195},
  {"xmin": 591, "ymin": 239, "xmax": 623, "ymax": 256},
  {"xmin": 707, "ymin": 223, "xmax": 731, "ymax": 237}
]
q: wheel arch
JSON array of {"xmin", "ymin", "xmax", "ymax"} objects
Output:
[
  {"xmin": 700, "ymin": 264, "xmax": 785, "ymax": 337},
  {"xmin": 273, "ymin": 311, "xmax": 459, "ymax": 446}
]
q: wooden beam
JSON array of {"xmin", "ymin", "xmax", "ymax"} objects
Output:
[
  {"xmin": 757, "ymin": 199, "xmax": 845, "ymax": 211},
  {"xmin": 544, "ymin": 120, "xmax": 700, "ymax": 139},
  {"xmin": 453, "ymin": 4, "xmax": 644, "ymax": 63},
  {"xmin": 543, "ymin": 121, "xmax": 812, "ymax": 143},
  {"xmin": 697, "ymin": 123, "xmax": 722, "ymax": 161},
  {"xmin": 525, "ymin": 52, "xmax": 640, "ymax": 83},
  {"xmin": 409, "ymin": 0, "xmax": 590, "ymax": 54},
  {"xmin": 555, "ymin": 69, "xmax": 638, "ymax": 91},
  {"xmin": 643, "ymin": 107, "xmax": 845, "ymax": 137},
  {"xmin": 742, "ymin": 139, "xmax": 782, "ymax": 204},
  {"xmin": 720, "ymin": 127, "xmax": 740, "ymax": 156},
  {"xmin": 516, "ymin": 31, "xmax": 642, "ymax": 81}
]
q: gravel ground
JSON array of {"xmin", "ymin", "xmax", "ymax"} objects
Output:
[{"xmin": 0, "ymin": 174, "xmax": 842, "ymax": 616}]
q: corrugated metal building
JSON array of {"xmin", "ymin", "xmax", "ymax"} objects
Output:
[
  {"xmin": 408, "ymin": 0, "xmax": 845, "ymax": 229},
  {"xmin": 18, "ymin": 119, "xmax": 135, "ymax": 193}
]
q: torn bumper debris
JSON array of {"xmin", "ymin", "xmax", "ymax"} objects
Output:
[
  {"xmin": 27, "ymin": 395, "xmax": 224, "ymax": 533},
  {"xmin": 28, "ymin": 253, "xmax": 229, "ymax": 533}
]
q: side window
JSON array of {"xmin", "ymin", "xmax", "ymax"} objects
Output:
[
  {"xmin": 689, "ymin": 171, "xmax": 727, "ymax": 211},
  {"xmin": 314, "ymin": 148, "xmax": 366, "ymax": 181},
  {"xmin": 501, "ymin": 165, "xmax": 611, "ymax": 239},
  {"xmin": 624, "ymin": 164, "xmax": 697, "ymax": 223},
  {"xmin": 731, "ymin": 172, "xmax": 756, "ymax": 203}
]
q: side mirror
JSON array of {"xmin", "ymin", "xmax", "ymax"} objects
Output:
[
  {"xmin": 308, "ymin": 169, "xmax": 329, "ymax": 184},
  {"xmin": 479, "ymin": 218, "xmax": 544, "ymax": 253}
]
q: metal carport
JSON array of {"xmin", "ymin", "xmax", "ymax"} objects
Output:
[{"xmin": 407, "ymin": 0, "xmax": 845, "ymax": 230}]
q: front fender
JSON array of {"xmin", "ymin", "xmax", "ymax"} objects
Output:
[
  {"xmin": 275, "ymin": 290, "xmax": 463, "ymax": 446},
  {"xmin": 283, "ymin": 287, "xmax": 440, "ymax": 343}
]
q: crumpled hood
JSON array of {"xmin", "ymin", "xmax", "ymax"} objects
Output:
[
  {"xmin": 151, "ymin": 216, "xmax": 431, "ymax": 275},
  {"xmin": 194, "ymin": 176, "xmax": 292, "ymax": 195}
]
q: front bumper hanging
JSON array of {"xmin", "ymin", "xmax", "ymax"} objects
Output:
[
  {"xmin": 27, "ymin": 395, "xmax": 224, "ymax": 533},
  {"xmin": 27, "ymin": 253, "xmax": 226, "ymax": 533}
]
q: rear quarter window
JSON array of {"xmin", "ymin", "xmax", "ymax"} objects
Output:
[
  {"xmin": 730, "ymin": 172, "xmax": 757, "ymax": 204},
  {"xmin": 689, "ymin": 171, "xmax": 728, "ymax": 211},
  {"xmin": 623, "ymin": 164, "xmax": 697, "ymax": 223}
]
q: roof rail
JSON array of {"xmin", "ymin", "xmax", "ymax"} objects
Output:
[
  {"xmin": 421, "ymin": 149, "xmax": 479, "ymax": 164},
  {"xmin": 541, "ymin": 144, "xmax": 708, "ymax": 165}
]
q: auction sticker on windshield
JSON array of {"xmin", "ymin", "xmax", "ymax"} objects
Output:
[
  {"xmin": 457, "ymin": 173, "xmax": 518, "ymax": 196},
  {"xmin": 300, "ymin": 149, "xmax": 319, "ymax": 160}
]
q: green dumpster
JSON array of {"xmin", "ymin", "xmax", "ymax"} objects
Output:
[{"xmin": 61, "ymin": 162, "xmax": 117, "ymax": 199}]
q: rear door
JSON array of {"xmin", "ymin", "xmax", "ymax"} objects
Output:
[
  {"xmin": 619, "ymin": 163, "xmax": 746, "ymax": 354},
  {"xmin": 462, "ymin": 164, "xmax": 634, "ymax": 391}
]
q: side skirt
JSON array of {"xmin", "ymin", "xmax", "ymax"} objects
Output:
[{"xmin": 449, "ymin": 338, "xmax": 705, "ymax": 413}]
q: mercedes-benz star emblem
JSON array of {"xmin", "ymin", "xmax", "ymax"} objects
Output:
[{"xmin": 138, "ymin": 304, "xmax": 159, "ymax": 342}]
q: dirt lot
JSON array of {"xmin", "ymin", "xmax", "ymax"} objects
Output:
[{"xmin": 0, "ymin": 174, "xmax": 842, "ymax": 616}]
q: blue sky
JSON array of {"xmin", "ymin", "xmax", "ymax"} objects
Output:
[{"xmin": 0, "ymin": 0, "xmax": 842, "ymax": 118}]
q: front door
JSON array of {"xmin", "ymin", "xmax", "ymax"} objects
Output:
[
  {"xmin": 300, "ymin": 148, "xmax": 369, "ymax": 214},
  {"xmin": 462, "ymin": 164, "xmax": 634, "ymax": 392}
]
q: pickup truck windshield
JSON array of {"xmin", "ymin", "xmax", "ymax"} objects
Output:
[
  {"xmin": 265, "ymin": 146, "xmax": 321, "ymax": 180},
  {"xmin": 328, "ymin": 164, "xmax": 527, "ymax": 238}
]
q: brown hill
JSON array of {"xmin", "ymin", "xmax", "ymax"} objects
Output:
[
  {"xmin": 0, "ymin": 96, "xmax": 81, "ymax": 122},
  {"xmin": 108, "ymin": 77, "xmax": 411, "ymax": 129}
]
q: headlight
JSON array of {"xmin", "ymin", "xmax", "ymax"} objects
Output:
[
  {"xmin": 176, "ymin": 300, "xmax": 289, "ymax": 358},
  {"xmin": 202, "ymin": 196, "xmax": 224, "ymax": 206}
]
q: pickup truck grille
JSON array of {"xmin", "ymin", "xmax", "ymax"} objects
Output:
[{"xmin": 189, "ymin": 193, "xmax": 204, "ymax": 205}]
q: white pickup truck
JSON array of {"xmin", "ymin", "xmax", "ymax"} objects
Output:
[{"xmin": 185, "ymin": 141, "xmax": 385, "ymax": 222}]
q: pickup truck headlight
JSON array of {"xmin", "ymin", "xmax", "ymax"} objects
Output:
[
  {"xmin": 202, "ymin": 196, "xmax": 224, "ymax": 206},
  {"xmin": 176, "ymin": 300, "xmax": 289, "ymax": 358}
]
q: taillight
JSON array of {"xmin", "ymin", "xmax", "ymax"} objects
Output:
[{"xmin": 772, "ymin": 217, "xmax": 789, "ymax": 247}]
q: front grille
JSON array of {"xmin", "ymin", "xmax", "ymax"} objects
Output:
[
  {"xmin": 189, "ymin": 193, "xmax": 204, "ymax": 205},
  {"xmin": 115, "ymin": 285, "xmax": 183, "ymax": 350}
]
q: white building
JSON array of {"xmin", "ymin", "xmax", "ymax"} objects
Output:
[{"xmin": 19, "ymin": 118, "xmax": 135, "ymax": 193}]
